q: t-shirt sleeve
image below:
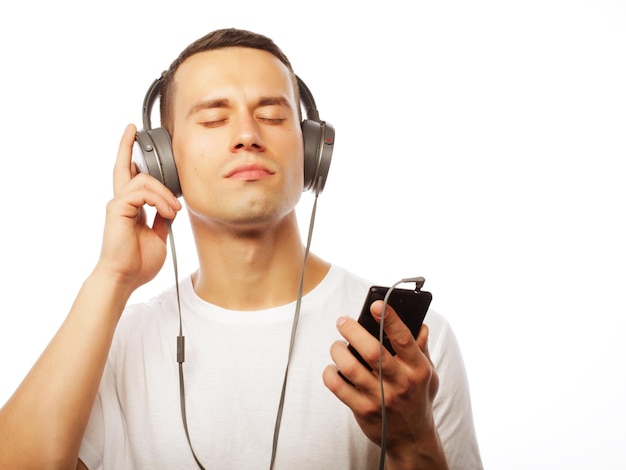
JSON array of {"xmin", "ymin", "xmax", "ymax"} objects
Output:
[
  {"xmin": 78, "ymin": 391, "xmax": 105, "ymax": 470},
  {"xmin": 427, "ymin": 312, "xmax": 483, "ymax": 469}
]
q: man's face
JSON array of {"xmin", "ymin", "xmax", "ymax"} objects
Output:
[{"xmin": 170, "ymin": 47, "xmax": 304, "ymax": 230}]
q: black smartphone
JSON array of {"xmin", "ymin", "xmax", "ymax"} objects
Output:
[{"xmin": 348, "ymin": 285, "xmax": 432, "ymax": 371}]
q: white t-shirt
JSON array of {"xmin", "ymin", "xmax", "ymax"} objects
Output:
[{"xmin": 79, "ymin": 265, "xmax": 482, "ymax": 469}]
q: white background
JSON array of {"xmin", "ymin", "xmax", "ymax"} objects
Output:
[{"xmin": 1, "ymin": 0, "xmax": 625, "ymax": 468}]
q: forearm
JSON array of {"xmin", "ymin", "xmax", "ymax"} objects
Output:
[{"xmin": 0, "ymin": 267, "xmax": 133, "ymax": 468}]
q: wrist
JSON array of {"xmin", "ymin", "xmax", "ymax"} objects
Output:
[
  {"xmin": 87, "ymin": 264, "xmax": 137, "ymax": 311},
  {"xmin": 385, "ymin": 427, "xmax": 449, "ymax": 470}
]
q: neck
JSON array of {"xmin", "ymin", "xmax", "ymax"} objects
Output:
[{"xmin": 190, "ymin": 211, "xmax": 329, "ymax": 310}]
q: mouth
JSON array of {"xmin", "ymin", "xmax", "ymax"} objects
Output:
[{"xmin": 224, "ymin": 163, "xmax": 275, "ymax": 181}]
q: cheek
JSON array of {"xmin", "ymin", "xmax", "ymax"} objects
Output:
[
  {"xmin": 294, "ymin": 159, "xmax": 305, "ymax": 191},
  {"xmin": 172, "ymin": 125, "xmax": 225, "ymax": 165},
  {"xmin": 171, "ymin": 135, "xmax": 214, "ymax": 194},
  {"xmin": 283, "ymin": 135, "xmax": 305, "ymax": 187}
]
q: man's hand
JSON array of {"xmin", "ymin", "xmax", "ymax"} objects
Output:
[
  {"xmin": 96, "ymin": 124, "xmax": 181, "ymax": 293},
  {"xmin": 323, "ymin": 301, "xmax": 448, "ymax": 469}
]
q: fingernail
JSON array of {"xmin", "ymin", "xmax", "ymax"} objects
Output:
[{"xmin": 336, "ymin": 316, "xmax": 347, "ymax": 327}]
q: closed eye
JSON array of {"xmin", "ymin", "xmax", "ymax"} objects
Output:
[
  {"xmin": 258, "ymin": 117, "xmax": 286, "ymax": 125},
  {"xmin": 200, "ymin": 118, "xmax": 228, "ymax": 128},
  {"xmin": 256, "ymin": 97, "xmax": 291, "ymax": 125}
]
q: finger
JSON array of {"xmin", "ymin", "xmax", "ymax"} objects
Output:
[
  {"xmin": 328, "ymin": 338, "xmax": 374, "ymax": 387},
  {"xmin": 109, "ymin": 174, "xmax": 181, "ymax": 221},
  {"xmin": 370, "ymin": 300, "xmax": 421, "ymax": 366},
  {"xmin": 152, "ymin": 212, "xmax": 175, "ymax": 243},
  {"xmin": 113, "ymin": 124, "xmax": 138, "ymax": 196},
  {"xmin": 322, "ymin": 363, "xmax": 370, "ymax": 409},
  {"xmin": 323, "ymin": 364, "xmax": 352, "ymax": 402},
  {"xmin": 333, "ymin": 317, "xmax": 390, "ymax": 392}
]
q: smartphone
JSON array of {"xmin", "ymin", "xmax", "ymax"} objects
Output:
[{"xmin": 348, "ymin": 285, "xmax": 432, "ymax": 371}]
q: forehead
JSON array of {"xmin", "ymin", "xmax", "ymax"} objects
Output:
[{"xmin": 172, "ymin": 47, "xmax": 297, "ymax": 110}]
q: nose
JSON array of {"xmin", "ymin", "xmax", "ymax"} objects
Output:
[{"xmin": 231, "ymin": 114, "xmax": 265, "ymax": 152}]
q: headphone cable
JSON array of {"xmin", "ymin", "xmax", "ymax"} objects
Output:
[
  {"xmin": 167, "ymin": 220, "xmax": 207, "ymax": 470},
  {"xmin": 169, "ymin": 191, "xmax": 320, "ymax": 470},
  {"xmin": 269, "ymin": 192, "xmax": 319, "ymax": 469},
  {"xmin": 376, "ymin": 276, "xmax": 426, "ymax": 470}
]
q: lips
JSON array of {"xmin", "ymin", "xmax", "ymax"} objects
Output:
[{"xmin": 225, "ymin": 163, "xmax": 275, "ymax": 181}]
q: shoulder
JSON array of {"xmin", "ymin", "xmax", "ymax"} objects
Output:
[
  {"xmin": 307, "ymin": 264, "xmax": 372, "ymax": 311},
  {"xmin": 113, "ymin": 280, "xmax": 186, "ymax": 343},
  {"xmin": 422, "ymin": 310, "xmax": 453, "ymax": 348},
  {"xmin": 319, "ymin": 264, "xmax": 373, "ymax": 297},
  {"xmin": 422, "ymin": 309, "xmax": 464, "ymax": 369}
]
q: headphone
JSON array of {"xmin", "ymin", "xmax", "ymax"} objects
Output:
[{"xmin": 133, "ymin": 73, "xmax": 335, "ymax": 198}]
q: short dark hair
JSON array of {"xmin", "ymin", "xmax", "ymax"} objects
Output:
[{"xmin": 159, "ymin": 28, "xmax": 297, "ymax": 131}]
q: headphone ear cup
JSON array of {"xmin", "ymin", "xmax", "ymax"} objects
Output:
[
  {"xmin": 133, "ymin": 127, "xmax": 182, "ymax": 197},
  {"xmin": 301, "ymin": 119, "xmax": 335, "ymax": 194},
  {"xmin": 301, "ymin": 119, "xmax": 321, "ymax": 191}
]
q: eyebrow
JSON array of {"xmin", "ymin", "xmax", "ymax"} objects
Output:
[
  {"xmin": 257, "ymin": 96, "xmax": 291, "ymax": 108},
  {"xmin": 187, "ymin": 98, "xmax": 229, "ymax": 118},
  {"xmin": 187, "ymin": 96, "xmax": 292, "ymax": 118}
]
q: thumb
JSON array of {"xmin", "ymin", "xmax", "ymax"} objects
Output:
[
  {"xmin": 370, "ymin": 299, "xmax": 416, "ymax": 351},
  {"xmin": 416, "ymin": 323, "xmax": 434, "ymax": 364}
]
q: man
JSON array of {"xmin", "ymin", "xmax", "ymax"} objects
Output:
[{"xmin": 0, "ymin": 28, "xmax": 482, "ymax": 469}]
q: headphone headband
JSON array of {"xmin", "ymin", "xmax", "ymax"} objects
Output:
[{"xmin": 142, "ymin": 73, "xmax": 165, "ymax": 131}]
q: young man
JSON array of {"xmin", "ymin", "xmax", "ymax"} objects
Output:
[{"xmin": 0, "ymin": 28, "xmax": 482, "ymax": 469}]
